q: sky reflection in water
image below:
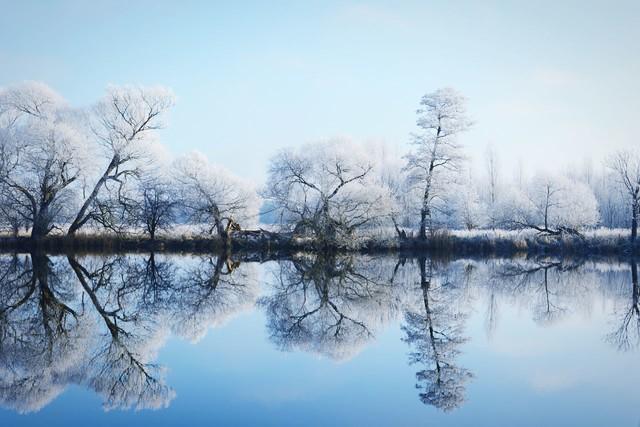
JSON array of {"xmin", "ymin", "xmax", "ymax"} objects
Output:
[{"xmin": 0, "ymin": 253, "xmax": 638, "ymax": 426}]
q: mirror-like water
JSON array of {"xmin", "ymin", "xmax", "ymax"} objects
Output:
[{"xmin": 0, "ymin": 253, "xmax": 638, "ymax": 426}]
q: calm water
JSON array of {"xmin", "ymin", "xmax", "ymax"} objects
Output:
[{"xmin": 0, "ymin": 253, "xmax": 638, "ymax": 426}]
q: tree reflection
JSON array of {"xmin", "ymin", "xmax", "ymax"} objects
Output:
[
  {"xmin": 1, "ymin": 252, "xmax": 638, "ymax": 415},
  {"xmin": 494, "ymin": 258, "xmax": 585, "ymax": 325},
  {"xmin": 259, "ymin": 254, "xmax": 400, "ymax": 360},
  {"xmin": 607, "ymin": 259, "xmax": 640, "ymax": 351},
  {"xmin": 401, "ymin": 257, "xmax": 472, "ymax": 411},
  {"xmin": 68, "ymin": 255, "xmax": 175, "ymax": 410},
  {"xmin": 0, "ymin": 253, "xmax": 85, "ymax": 413},
  {"xmin": 168, "ymin": 255, "xmax": 258, "ymax": 342},
  {"xmin": 0, "ymin": 252, "xmax": 257, "ymax": 413}
]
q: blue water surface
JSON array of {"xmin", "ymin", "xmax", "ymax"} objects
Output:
[{"xmin": 0, "ymin": 254, "xmax": 637, "ymax": 426}]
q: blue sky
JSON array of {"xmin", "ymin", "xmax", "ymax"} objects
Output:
[{"xmin": 1, "ymin": 0, "xmax": 638, "ymax": 181}]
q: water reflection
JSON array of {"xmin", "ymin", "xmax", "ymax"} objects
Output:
[
  {"xmin": 607, "ymin": 259, "xmax": 640, "ymax": 351},
  {"xmin": 0, "ymin": 252, "xmax": 637, "ymax": 417},
  {"xmin": 0, "ymin": 253, "xmax": 257, "ymax": 413},
  {"xmin": 259, "ymin": 254, "xmax": 402, "ymax": 360},
  {"xmin": 401, "ymin": 257, "xmax": 472, "ymax": 411}
]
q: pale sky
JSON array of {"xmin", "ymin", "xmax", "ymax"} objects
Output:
[{"xmin": 1, "ymin": 0, "xmax": 638, "ymax": 182}]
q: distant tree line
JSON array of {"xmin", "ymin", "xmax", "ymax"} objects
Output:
[{"xmin": 0, "ymin": 82, "xmax": 638, "ymax": 245}]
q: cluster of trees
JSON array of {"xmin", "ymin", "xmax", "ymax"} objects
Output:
[
  {"xmin": 2, "ymin": 82, "xmax": 639, "ymax": 244},
  {"xmin": 216, "ymin": 136, "xmax": 630, "ymax": 245},
  {"xmin": 264, "ymin": 87, "xmax": 638, "ymax": 244},
  {"xmin": 0, "ymin": 82, "xmax": 258, "ymax": 240}
]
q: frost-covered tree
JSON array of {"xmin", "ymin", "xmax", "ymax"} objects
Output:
[
  {"xmin": 264, "ymin": 139, "xmax": 394, "ymax": 247},
  {"xmin": 510, "ymin": 174, "xmax": 599, "ymax": 235},
  {"xmin": 67, "ymin": 85, "xmax": 174, "ymax": 235},
  {"xmin": 609, "ymin": 150, "xmax": 640, "ymax": 243},
  {"xmin": 404, "ymin": 88, "xmax": 472, "ymax": 239},
  {"xmin": 362, "ymin": 141, "xmax": 412, "ymax": 237},
  {"xmin": 173, "ymin": 151, "xmax": 259, "ymax": 238},
  {"xmin": 591, "ymin": 168, "xmax": 627, "ymax": 229},
  {"xmin": 0, "ymin": 82, "xmax": 87, "ymax": 238},
  {"xmin": 483, "ymin": 145, "xmax": 502, "ymax": 229},
  {"xmin": 450, "ymin": 175, "xmax": 484, "ymax": 230},
  {"xmin": 126, "ymin": 176, "xmax": 179, "ymax": 239}
]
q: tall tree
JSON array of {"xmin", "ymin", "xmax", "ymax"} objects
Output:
[
  {"xmin": 404, "ymin": 88, "xmax": 471, "ymax": 239},
  {"xmin": 67, "ymin": 86, "xmax": 174, "ymax": 235},
  {"xmin": 484, "ymin": 144, "xmax": 500, "ymax": 228},
  {"xmin": 0, "ymin": 82, "xmax": 86, "ymax": 238}
]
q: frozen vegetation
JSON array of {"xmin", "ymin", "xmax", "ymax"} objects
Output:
[{"xmin": 0, "ymin": 82, "xmax": 638, "ymax": 254}]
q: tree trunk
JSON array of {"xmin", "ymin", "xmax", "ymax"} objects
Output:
[
  {"xmin": 392, "ymin": 218, "xmax": 406, "ymax": 240},
  {"xmin": 30, "ymin": 207, "xmax": 50, "ymax": 240},
  {"xmin": 67, "ymin": 156, "xmax": 118, "ymax": 235},
  {"xmin": 211, "ymin": 206, "xmax": 230, "ymax": 248},
  {"xmin": 632, "ymin": 201, "xmax": 638, "ymax": 244},
  {"xmin": 419, "ymin": 162, "xmax": 435, "ymax": 241},
  {"xmin": 419, "ymin": 208, "xmax": 428, "ymax": 240}
]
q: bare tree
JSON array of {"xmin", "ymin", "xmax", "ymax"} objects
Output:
[
  {"xmin": 67, "ymin": 86, "xmax": 174, "ymax": 235},
  {"xmin": 509, "ymin": 173, "xmax": 599, "ymax": 235},
  {"xmin": 451, "ymin": 174, "xmax": 483, "ymax": 230},
  {"xmin": 264, "ymin": 140, "xmax": 392, "ymax": 247},
  {"xmin": 0, "ymin": 82, "xmax": 86, "ymax": 238},
  {"xmin": 173, "ymin": 151, "xmax": 259, "ymax": 241},
  {"xmin": 591, "ymin": 167, "xmax": 627, "ymax": 229},
  {"xmin": 485, "ymin": 144, "xmax": 500, "ymax": 229},
  {"xmin": 404, "ymin": 88, "xmax": 472, "ymax": 239},
  {"xmin": 127, "ymin": 177, "xmax": 178, "ymax": 240},
  {"xmin": 609, "ymin": 150, "xmax": 640, "ymax": 243}
]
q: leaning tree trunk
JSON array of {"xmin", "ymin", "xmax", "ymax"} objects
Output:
[{"xmin": 67, "ymin": 156, "xmax": 119, "ymax": 235}]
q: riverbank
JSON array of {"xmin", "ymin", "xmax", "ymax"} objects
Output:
[{"xmin": 0, "ymin": 228, "xmax": 635, "ymax": 256}]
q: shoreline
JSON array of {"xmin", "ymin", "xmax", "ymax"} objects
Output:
[{"xmin": 0, "ymin": 230, "xmax": 635, "ymax": 258}]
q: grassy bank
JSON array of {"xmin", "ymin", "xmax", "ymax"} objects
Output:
[
  {"xmin": 0, "ymin": 228, "xmax": 636, "ymax": 256},
  {"xmin": 387, "ymin": 230, "xmax": 635, "ymax": 257}
]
